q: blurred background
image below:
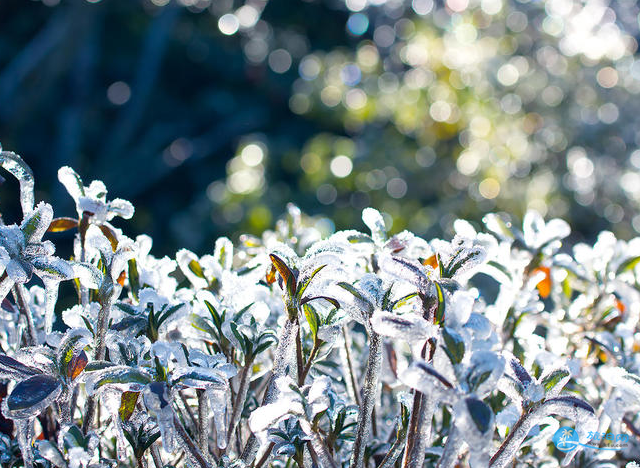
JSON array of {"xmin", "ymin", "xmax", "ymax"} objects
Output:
[{"xmin": 1, "ymin": 0, "xmax": 639, "ymax": 256}]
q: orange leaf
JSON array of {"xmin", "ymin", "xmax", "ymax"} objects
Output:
[
  {"xmin": 117, "ymin": 270, "xmax": 126, "ymax": 287},
  {"xmin": 68, "ymin": 350, "xmax": 88, "ymax": 381},
  {"xmin": 533, "ymin": 266, "xmax": 552, "ymax": 298},
  {"xmin": 615, "ymin": 298, "xmax": 626, "ymax": 313},
  {"xmin": 422, "ymin": 254, "xmax": 438, "ymax": 270},
  {"xmin": 99, "ymin": 224, "xmax": 119, "ymax": 252},
  {"xmin": 47, "ymin": 217, "xmax": 79, "ymax": 233},
  {"xmin": 265, "ymin": 265, "xmax": 277, "ymax": 285}
]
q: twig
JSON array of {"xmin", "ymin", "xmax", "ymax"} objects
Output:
[
  {"xmin": 349, "ymin": 330, "xmax": 382, "ymax": 468},
  {"xmin": 173, "ymin": 414, "xmax": 210, "ymax": 468},
  {"xmin": 12, "ymin": 284, "xmax": 38, "ymax": 346}
]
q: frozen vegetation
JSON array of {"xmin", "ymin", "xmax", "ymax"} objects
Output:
[{"xmin": 0, "ymin": 147, "xmax": 639, "ymax": 468}]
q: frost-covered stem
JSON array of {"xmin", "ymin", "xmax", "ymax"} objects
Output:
[
  {"xmin": 401, "ymin": 390, "xmax": 432, "ymax": 468},
  {"xmin": 378, "ymin": 417, "xmax": 409, "ymax": 468},
  {"xmin": 299, "ymin": 341, "xmax": 320, "ymax": 386},
  {"xmin": 56, "ymin": 389, "xmax": 71, "ymax": 425},
  {"xmin": 149, "ymin": 443, "xmax": 163, "ymax": 468},
  {"xmin": 253, "ymin": 442, "xmax": 275, "ymax": 468},
  {"xmin": 308, "ymin": 430, "xmax": 338, "ymax": 468},
  {"xmin": 227, "ymin": 362, "xmax": 251, "ymax": 446},
  {"xmin": 173, "ymin": 414, "xmax": 211, "ymax": 468},
  {"xmin": 178, "ymin": 390, "xmax": 198, "ymax": 430},
  {"xmin": 342, "ymin": 326, "xmax": 361, "ymax": 407},
  {"xmin": 437, "ymin": 426, "xmax": 462, "ymax": 468},
  {"xmin": 15, "ymin": 418, "xmax": 34, "ymax": 468},
  {"xmin": 83, "ymin": 301, "xmax": 111, "ymax": 433},
  {"xmin": 489, "ymin": 409, "xmax": 529, "ymax": 468},
  {"xmin": 349, "ymin": 330, "xmax": 382, "ymax": 468},
  {"xmin": 12, "ymin": 284, "xmax": 37, "ymax": 346},
  {"xmin": 196, "ymin": 390, "xmax": 210, "ymax": 461},
  {"xmin": 241, "ymin": 316, "xmax": 299, "ymax": 464},
  {"xmin": 295, "ymin": 318, "xmax": 304, "ymax": 382}
]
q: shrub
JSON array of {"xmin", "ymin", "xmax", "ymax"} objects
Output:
[{"xmin": 0, "ymin": 147, "xmax": 638, "ymax": 468}]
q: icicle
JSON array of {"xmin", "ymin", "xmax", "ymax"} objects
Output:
[
  {"xmin": 206, "ymin": 387, "xmax": 228, "ymax": 450},
  {"xmin": 43, "ymin": 279, "xmax": 61, "ymax": 334}
]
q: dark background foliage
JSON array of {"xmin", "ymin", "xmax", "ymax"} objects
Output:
[{"xmin": 2, "ymin": 0, "xmax": 640, "ymax": 256}]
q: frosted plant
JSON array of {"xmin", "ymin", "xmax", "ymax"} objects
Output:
[
  {"xmin": 0, "ymin": 327, "xmax": 91, "ymax": 468},
  {"xmin": 57, "ymin": 166, "xmax": 134, "ymax": 229},
  {"xmin": 0, "ymin": 146, "xmax": 638, "ymax": 468}
]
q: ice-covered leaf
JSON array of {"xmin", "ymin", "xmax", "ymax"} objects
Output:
[
  {"xmin": 371, "ymin": 311, "xmax": 436, "ymax": 342},
  {"xmin": 400, "ymin": 360, "xmax": 455, "ymax": 399},
  {"xmin": 464, "ymin": 351, "xmax": 505, "ymax": 397},
  {"xmin": 37, "ymin": 440, "xmax": 67, "ymax": 468},
  {"xmin": 85, "ymin": 366, "xmax": 153, "ymax": 394},
  {"xmin": 119, "ymin": 391, "xmax": 139, "ymax": 421},
  {"xmin": 57, "ymin": 166, "xmax": 85, "ymax": 203},
  {"xmin": 21, "ymin": 202, "xmax": 53, "ymax": 244},
  {"xmin": 109, "ymin": 199, "xmax": 134, "ymax": 220},
  {"xmin": 540, "ymin": 367, "xmax": 571, "ymax": 397},
  {"xmin": 441, "ymin": 327, "xmax": 465, "ymax": 365},
  {"xmin": 0, "ymin": 151, "xmax": 35, "ymax": 215},
  {"xmin": 214, "ymin": 237, "xmax": 233, "ymax": 271},
  {"xmin": 0, "ymin": 355, "xmax": 40, "ymax": 380},
  {"xmin": 56, "ymin": 328, "xmax": 92, "ymax": 380},
  {"xmin": 599, "ymin": 366, "xmax": 640, "ymax": 399},
  {"xmin": 4, "ymin": 374, "xmax": 62, "ymax": 419},
  {"xmin": 362, "ymin": 207, "xmax": 386, "ymax": 244}
]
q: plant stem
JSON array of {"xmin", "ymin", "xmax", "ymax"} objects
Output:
[
  {"xmin": 227, "ymin": 361, "xmax": 251, "ymax": 446},
  {"xmin": 308, "ymin": 430, "xmax": 338, "ymax": 468},
  {"xmin": 342, "ymin": 326, "xmax": 361, "ymax": 407},
  {"xmin": 82, "ymin": 300, "xmax": 111, "ymax": 433},
  {"xmin": 173, "ymin": 414, "xmax": 210, "ymax": 468},
  {"xmin": 489, "ymin": 410, "xmax": 528, "ymax": 468},
  {"xmin": 241, "ymin": 316, "xmax": 299, "ymax": 464},
  {"xmin": 349, "ymin": 330, "xmax": 382, "ymax": 468},
  {"xmin": 197, "ymin": 389, "xmax": 210, "ymax": 461},
  {"xmin": 12, "ymin": 284, "xmax": 37, "ymax": 346},
  {"xmin": 253, "ymin": 442, "xmax": 275, "ymax": 468},
  {"xmin": 402, "ymin": 330, "xmax": 437, "ymax": 468},
  {"xmin": 178, "ymin": 390, "xmax": 198, "ymax": 430},
  {"xmin": 150, "ymin": 443, "xmax": 163, "ymax": 468},
  {"xmin": 299, "ymin": 340, "xmax": 320, "ymax": 386},
  {"xmin": 378, "ymin": 415, "xmax": 409, "ymax": 468}
]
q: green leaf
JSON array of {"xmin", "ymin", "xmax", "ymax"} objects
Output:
[
  {"xmin": 441, "ymin": 327, "xmax": 465, "ymax": 364},
  {"xmin": 465, "ymin": 398, "xmax": 493, "ymax": 434},
  {"xmin": 63, "ymin": 425, "xmax": 89, "ymax": 450},
  {"xmin": 128, "ymin": 259, "xmax": 140, "ymax": 301},
  {"xmin": 119, "ymin": 391, "xmax": 139, "ymax": 421},
  {"xmin": 617, "ymin": 255, "xmax": 640, "ymax": 274},
  {"xmin": 434, "ymin": 281, "xmax": 446, "ymax": 325},
  {"xmin": 296, "ymin": 264, "xmax": 326, "ymax": 301},
  {"xmin": 89, "ymin": 367, "xmax": 153, "ymax": 393},
  {"xmin": 188, "ymin": 259, "xmax": 206, "ymax": 279},
  {"xmin": 541, "ymin": 368, "xmax": 571, "ymax": 393},
  {"xmin": 303, "ymin": 303, "xmax": 320, "ymax": 340},
  {"xmin": 300, "ymin": 295, "xmax": 340, "ymax": 309}
]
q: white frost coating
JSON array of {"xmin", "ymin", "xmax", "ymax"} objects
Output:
[
  {"xmin": 370, "ymin": 310, "xmax": 436, "ymax": 342},
  {"xmin": 599, "ymin": 366, "xmax": 640, "ymax": 399},
  {"xmin": 362, "ymin": 207, "xmax": 386, "ymax": 244},
  {"xmin": 399, "ymin": 360, "xmax": 455, "ymax": 401},
  {"xmin": 176, "ymin": 249, "xmax": 209, "ymax": 290},
  {"xmin": 102, "ymin": 389, "xmax": 128, "ymax": 460}
]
